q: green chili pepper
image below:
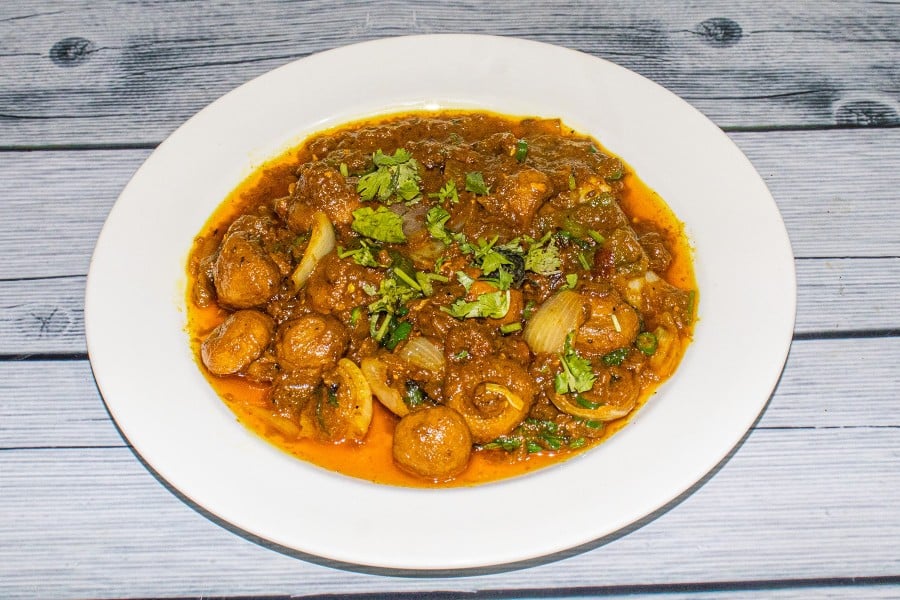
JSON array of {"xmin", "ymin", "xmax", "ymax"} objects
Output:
[{"xmin": 636, "ymin": 331, "xmax": 658, "ymax": 355}]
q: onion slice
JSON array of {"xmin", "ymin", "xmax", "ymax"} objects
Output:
[
  {"xmin": 522, "ymin": 290, "xmax": 586, "ymax": 354},
  {"xmin": 290, "ymin": 211, "xmax": 335, "ymax": 291},
  {"xmin": 398, "ymin": 337, "xmax": 445, "ymax": 372},
  {"xmin": 361, "ymin": 357, "xmax": 408, "ymax": 417},
  {"xmin": 550, "ymin": 392, "xmax": 632, "ymax": 421},
  {"xmin": 334, "ymin": 358, "xmax": 373, "ymax": 439}
]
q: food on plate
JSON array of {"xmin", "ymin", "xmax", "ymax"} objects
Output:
[{"xmin": 187, "ymin": 111, "xmax": 696, "ymax": 486}]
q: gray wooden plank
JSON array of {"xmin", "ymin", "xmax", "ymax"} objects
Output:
[
  {"xmin": 0, "ymin": 129, "xmax": 897, "ymax": 282},
  {"xmin": 0, "ymin": 275, "xmax": 85, "ymax": 355},
  {"xmin": 0, "ymin": 149, "xmax": 150, "ymax": 280},
  {"xmin": 0, "ymin": 360, "xmax": 122, "ymax": 449},
  {"xmin": 1, "ymin": 427, "xmax": 897, "ymax": 598},
  {"xmin": 794, "ymin": 258, "xmax": 900, "ymax": 335},
  {"xmin": 729, "ymin": 129, "xmax": 900, "ymax": 259},
  {"xmin": 1, "ymin": 1, "xmax": 899, "ymax": 145},
  {"xmin": 2, "ymin": 335, "xmax": 897, "ymax": 452},
  {"xmin": 541, "ymin": 589, "xmax": 900, "ymax": 600}
]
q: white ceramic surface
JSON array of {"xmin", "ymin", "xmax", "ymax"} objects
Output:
[{"xmin": 85, "ymin": 34, "xmax": 796, "ymax": 570}]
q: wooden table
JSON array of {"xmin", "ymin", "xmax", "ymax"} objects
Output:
[{"xmin": 2, "ymin": 2, "xmax": 898, "ymax": 598}]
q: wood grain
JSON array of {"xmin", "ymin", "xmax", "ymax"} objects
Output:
[
  {"xmin": 1, "ymin": 1, "xmax": 898, "ymax": 146},
  {"xmin": 1, "ymin": 426, "xmax": 898, "ymax": 597}
]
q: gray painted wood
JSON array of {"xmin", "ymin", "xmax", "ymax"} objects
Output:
[
  {"xmin": 2, "ymin": 427, "xmax": 898, "ymax": 598},
  {"xmin": 2, "ymin": 1, "xmax": 899, "ymax": 146}
]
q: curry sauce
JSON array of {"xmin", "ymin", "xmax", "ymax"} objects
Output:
[{"xmin": 187, "ymin": 111, "xmax": 696, "ymax": 487}]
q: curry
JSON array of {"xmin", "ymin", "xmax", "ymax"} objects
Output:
[{"xmin": 187, "ymin": 111, "xmax": 696, "ymax": 487}]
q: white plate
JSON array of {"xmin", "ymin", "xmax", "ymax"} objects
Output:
[{"xmin": 85, "ymin": 34, "xmax": 795, "ymax": 570}]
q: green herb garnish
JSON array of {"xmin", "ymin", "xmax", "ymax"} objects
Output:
[
  {"xmin": 499, "ymin": 322, "xmax": 522, "ymax": 334},
  {"xmin": 465, "ymin": 171, "xmax": 490, "ymax": 195},
  {"xmin": 383, "ymin": 320, "xmax": 412, "ymax": 350},
  {"xmin": 404, "ymin": 381, "xmax": 427, "ymax": 408},
  {"xmin": 337, "ymin": 239, "xmax": 381, "ymax": 267},
  {"xmin": 514, "ymin": 139, "xmax": 528, "ymax": 163},
  {"xmin": 428, "ymin": 179, "xmax": 459, "ymax": 204},
  {"xmin": 356, "ymin": 148, "xmax": 421, "ymax": 204},
  {"xmin": 351, "ymin": 206, "xmax": 406, "ymax": 243},
  {"xmin": 554, "ymin": 331, "xmax": 596, "ymax": 394},
  {"xmin": 523, "ymin": 232, "xmax": 561, "ymax": 275},
  {"xmin": 425, "ymin": 205, "xmax": 453, "ymax": 245},
  {"xmin": 442, "ymin": 290, "xmax": 511, "ymax": 319}
]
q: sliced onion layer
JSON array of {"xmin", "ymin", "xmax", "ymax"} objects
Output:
[
  {"xmin": 291, "ymin": 211, "xmax": 335, "ymax": 291},
  {"xmin": 522, "ymin": 290, "xmax": 586, "ymax": 354}
]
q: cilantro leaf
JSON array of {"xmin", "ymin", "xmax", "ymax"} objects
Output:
[
  {"xmin": 442, "ymin": 290, "xmax": 511, "ymax": 319},
  {"xmin": 514, "ymin": 139, "xmax": 528, "ymax": 163},
  {"xmin": 479, "ymin": 245, "xmax": 513, "ymax": 276},
  {"xmin": 365, "ymin": 277, "xmax": 420, "ymax": 315},
  {"xmin": 356, "ymin": 149, "xmax": 422, "ymax": 204},
  {"xmin": 351, "ymin": 206, "xmax": 406, "ymax": 243},
  {"xmin": 455, "ymin": 270, "xmax": 475, "ymax": 292},
  {"xmin": 553, "ymin": 331, "xmax": 596, "ymax": 394},
  {"xmin": 337, "ymin": 239, "xmax": 381, "ymax": 267},
  {"xmin": 356, "ymin": 168, "xmax": 392, "ymax": 203},
  {"xmin": 428, "ymin": 179, "xmax": 459, "ymax": 204},
  {"xmin": 465, "ymin": 171, "xmax": 490, "ymax": 195},
  {"xmin": 524, "ymin": 233, "xmax": 562, "ymax": 275},
  {"xmin": 373, "ymin": 148, "xmax": 412, "ymax": 166},
  {"xmin": 465, "ymin": 237, "xmax": 508, "ymax": 274},
  {"xmin": 425, "ymin": 206, "xmax": 454, "ymax": 245}
]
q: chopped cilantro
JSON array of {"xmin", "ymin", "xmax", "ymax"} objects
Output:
[
  {"xmin": 351, "ymin": 206, "xmax": 406, "ymax": 243},
  {"xmin": 451, "ymin": 349, "xmax": 470, "ymax": 361},
  {"xmin": 442, "ymin": 290, "xmax": 511, "ymax": 319},
  {"xmin": 588, "ymin": 229, "xmax": 606, "ymax": 244},
  {"xmin": 339, "ymin": 162, "xmax": 349, "ymax": 178},
  {"xmin": 514, "ymin": 139, "xmax": 528, "ymax": 163},
  {"xmin": 575, "ymin": 394, "xmax": 600, "ymax": 409},
  {"xmin": 337, "ymin": 239, "xmax": 381, "ymax": 267},
  {"xmin": 465, "ymin": 171, "xmax": 490, "ymax": 195},
  {"xmin": 348, "ymin": 306, "xmax": 361, "ymax": 328},
  {"xmin": 459, "ymin": 237, "xmax": 524, "ymax": 290},
  {"xmin": 577, "ymin": 251, "xmax": 591, "ymax": 270},
  {"xmin": 554, "ymin": 331, "xmax": 596, "ymax": 394},
  {"xmin": 428, "ymin": 179, "xmax": 459, "ymax": 204},
  {"xmin": 365, "ymin": 277, "xmax": 420, "ymax": 316},
  {"xmin": 524, "ymin": 233, "xmax": 562, "ymax": 275},
  {"xmin": 356, "ymin": 148, "xmax": 421, "ymax": 204},
  {"xmin": 455, "ymin": 270, "xmax": 475, "ymax": 292},
  {"xmin": 425, "ymin": 206, "xmax": 453, "ymax": 245}
]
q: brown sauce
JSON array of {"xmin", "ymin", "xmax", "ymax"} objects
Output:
[{"xmin": 186, "ymin": 110, "xmax": 696, "ymax": 487}]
